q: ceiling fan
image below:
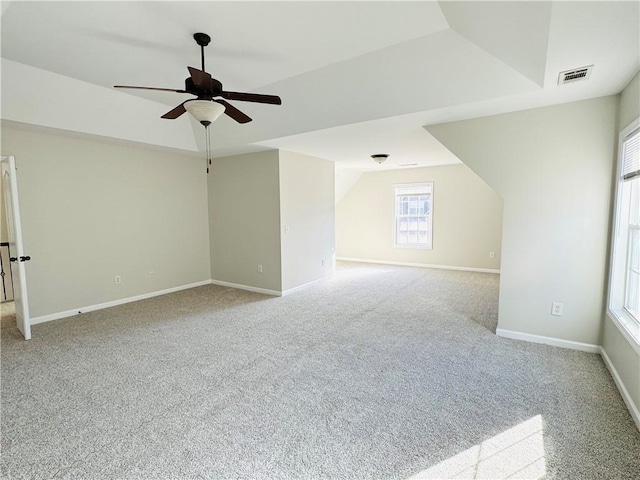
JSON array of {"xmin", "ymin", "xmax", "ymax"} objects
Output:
[{"xmin": 114, "ymin": 32, "xmax": 281, "ymax": 126}]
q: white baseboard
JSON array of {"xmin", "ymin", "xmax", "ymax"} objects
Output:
[
  {"xmin": 282, "ymin": 276, "xmax": 330, "ymax": 296},
  {"xmin": 30, "ymin": 280, "xmax": 212, "ymax": 325},
  {"xmin": 337, "ymin": 257, "xmax": 500, "ymax": 274},
  {"xmin": 210, "ymin": 279, "xmax": 281, "ymax": 297},
  {"xmin": 600, "ymin": 347, "xmax": 640, "ymax": 431},
  {"xmin": 496, "ymin": 328, "xmax": 640, "ymax": 430},
  {"xmin": 496, "ymin": 328, "xmax": 601, "ymax": 353},
  {"xmin": 211, "ymin": 276, "xmax": 330, "ymax": 297},
  {"xmin": 30, "ymin": 275, "xmax": 327, "ymax": 326}
]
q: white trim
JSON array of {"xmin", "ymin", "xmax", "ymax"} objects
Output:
[
  {"xmin": 282, "ymin": 276, "xmax": 330, "ymax": 296},
  {"xmin": 600, "ymin": 346, "xmax": 640, "ymax": 432},
  {"xmin": 337, "ymin": 257, "xmax": 500, "ymax": 274},
  {"xmin": 30, "ymin": 280, "xmax": 212, "ymax": 325},
  {"xmin": 496, "ymin": 328, "xmax": 600, "ymax": 353},
  {"xmin": 606, "ymin": 117, "xmax": 640, "ymax": 352},
  {"xmin": 392, "ymin": 182, "xmax": 433, "ymax": 250},
  {"xmin": 210, "ymin": 279, "xmax": 281, "ymax": 297},
  {"xmin": 1, "ymin": 155, "xmax": 31, "ymax": 340}
]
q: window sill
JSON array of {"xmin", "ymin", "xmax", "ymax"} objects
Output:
[
  {"xmin": 393, "ymin": 245, "xmax": 433, "ymax": 250},
  {"xmin": 607, "ymin": 308, "xmax": 640, "ymax": 354}
]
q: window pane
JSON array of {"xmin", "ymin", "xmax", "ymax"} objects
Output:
[
  {"xmin": 419, "ymin": 197, "xmax": 429, "ymax": 215},
  {"xmin": 622, "ymin": 128, "xmax": 640, "ymax": 179},
  {"xmin": 409, "ymin": 197, "xmax": 418, "ymax": 214}
]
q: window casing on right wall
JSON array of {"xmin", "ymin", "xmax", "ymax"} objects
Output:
[{"xmin": 608, "ymin": 118, "xmax": 640, "ymax": 349}]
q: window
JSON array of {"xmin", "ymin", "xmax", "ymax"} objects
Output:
[
  {"xmin": 394, "ymin": 183, "xmax": 433, "ymax": 248},
  {"xmin": 609, "ymin": 120, "xmax": 640, "ymax": 346}
]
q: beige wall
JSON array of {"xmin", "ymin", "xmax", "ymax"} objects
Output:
[
  {"xmin": 1, "ymin": 123, "xmax": 211, "ymax": 318},
  {"xmin": 618, "ymin": 72, "xmax": 639, "ymax": 131},
  {"xmin": 279, "ymin": 151, "xmax": 335, "ymax": 292},
  {"xmin": 208, "ymin": 150, "xmax": 282, "ymax": 292},
  {"xmin": 336, "ymin": 164, "xmax": 503, "ymax": 271},
  {"xmin": 208, "ymin": 149, "xmax": 335, "ymax": 294},
  {"xmin": 335, "ymin": 169, "xmax": 363, "ymax": 204},
  {"xmin": 603, "ymin": 318, "xmax": 639, "ymax": 420},
  {"xmin": 602, "ymin": 72, "xmax": 640, "ymax": 421},
  {"xmin": 428, "ymin": 96, "xmax": 618, "ymax": 346}
]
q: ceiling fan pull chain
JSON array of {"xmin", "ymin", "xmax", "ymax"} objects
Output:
[{"xmin": 205, "ymin": 125, "xmax": 211, "ymax": 174}]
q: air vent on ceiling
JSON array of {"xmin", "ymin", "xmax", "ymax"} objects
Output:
[{"xmin": 558, "ymin": 65, "xmax": 593, "ymax": 85}]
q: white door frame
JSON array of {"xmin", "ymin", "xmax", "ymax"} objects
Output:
[{"xmin": 1, "ymin": 155, "xmax": 31, "ymax": 340}]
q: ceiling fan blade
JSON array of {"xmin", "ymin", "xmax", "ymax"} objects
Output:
[
  {"xmin": 216, "ymin": 100, "xmax": 252, "ymax": 124},
  {"xmin": 161, "ymin": 102, "xmax": 187, "ymax": 119},
  {"xmin": 187, "ymin": 66, "xmax": 213, "ymax": 90},
  {"xmin": 221, "ymin": 91, "xmax": 282, "ymax": 105},
  {"xmin": 114, "ymin": 85, "xmax": 188, "ymax": 93}
]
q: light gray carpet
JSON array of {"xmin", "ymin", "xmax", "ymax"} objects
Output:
[{"xmin": 1, "ymin": 262, "xmax": 639, "ymax": 479}]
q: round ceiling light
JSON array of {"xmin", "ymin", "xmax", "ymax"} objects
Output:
[{"xmin": 371, "ymin": 154, "xmax": 389, "ymax": 165}]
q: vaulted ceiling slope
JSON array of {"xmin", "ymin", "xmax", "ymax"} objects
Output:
[{"xmin": 2, "ymin": 1, "xmax": 638, "ymax": 170}]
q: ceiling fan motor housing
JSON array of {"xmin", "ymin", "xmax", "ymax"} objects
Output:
[{"xmin": 184, "ymin": 77, "xmax": 223, "ymax": 97}]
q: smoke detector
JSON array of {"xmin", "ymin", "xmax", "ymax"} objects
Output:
[
  {"xmin": 371, "ymin": 154, "xmax": 389, "ymax": 165},
  {"xmin": 558, "ymin": 65, "xmax": 593, "ymax": 85}
]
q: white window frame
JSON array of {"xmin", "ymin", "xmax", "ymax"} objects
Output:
[
  {"xmin": 607, "ymin": 118, "xmax": 640, "ymax": 352},
  {"xmin": 393, "ymin": 182, "xmax": 433, "ymax": 249}
]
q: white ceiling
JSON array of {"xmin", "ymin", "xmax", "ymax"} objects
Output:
[{"xmin": 2, "ymin": 1, "xmax": 639, "ymax": 171}]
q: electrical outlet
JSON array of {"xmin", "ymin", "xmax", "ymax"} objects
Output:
[
  {"xmin": 149, "ymin": 271, "xmax": 155, "ymax": 278},
  {"xmin": 551, "ymin": 302, "xmax": 564, "ymax": 316},
  {"xmin": 114, "ymin": 275, "xmax": 122, "ymax": 285},
  {"xmin": 489, "ymin": 251, "xmax": 495, "ymax": 259},
  {"xmin": 257, "ymin": 264, "xmax": 263, "ymax": 273}
]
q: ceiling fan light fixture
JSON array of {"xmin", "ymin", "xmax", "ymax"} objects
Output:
[{"xmin": 184, "ymin": 99, "xmax": 226, "ymax": 126}]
